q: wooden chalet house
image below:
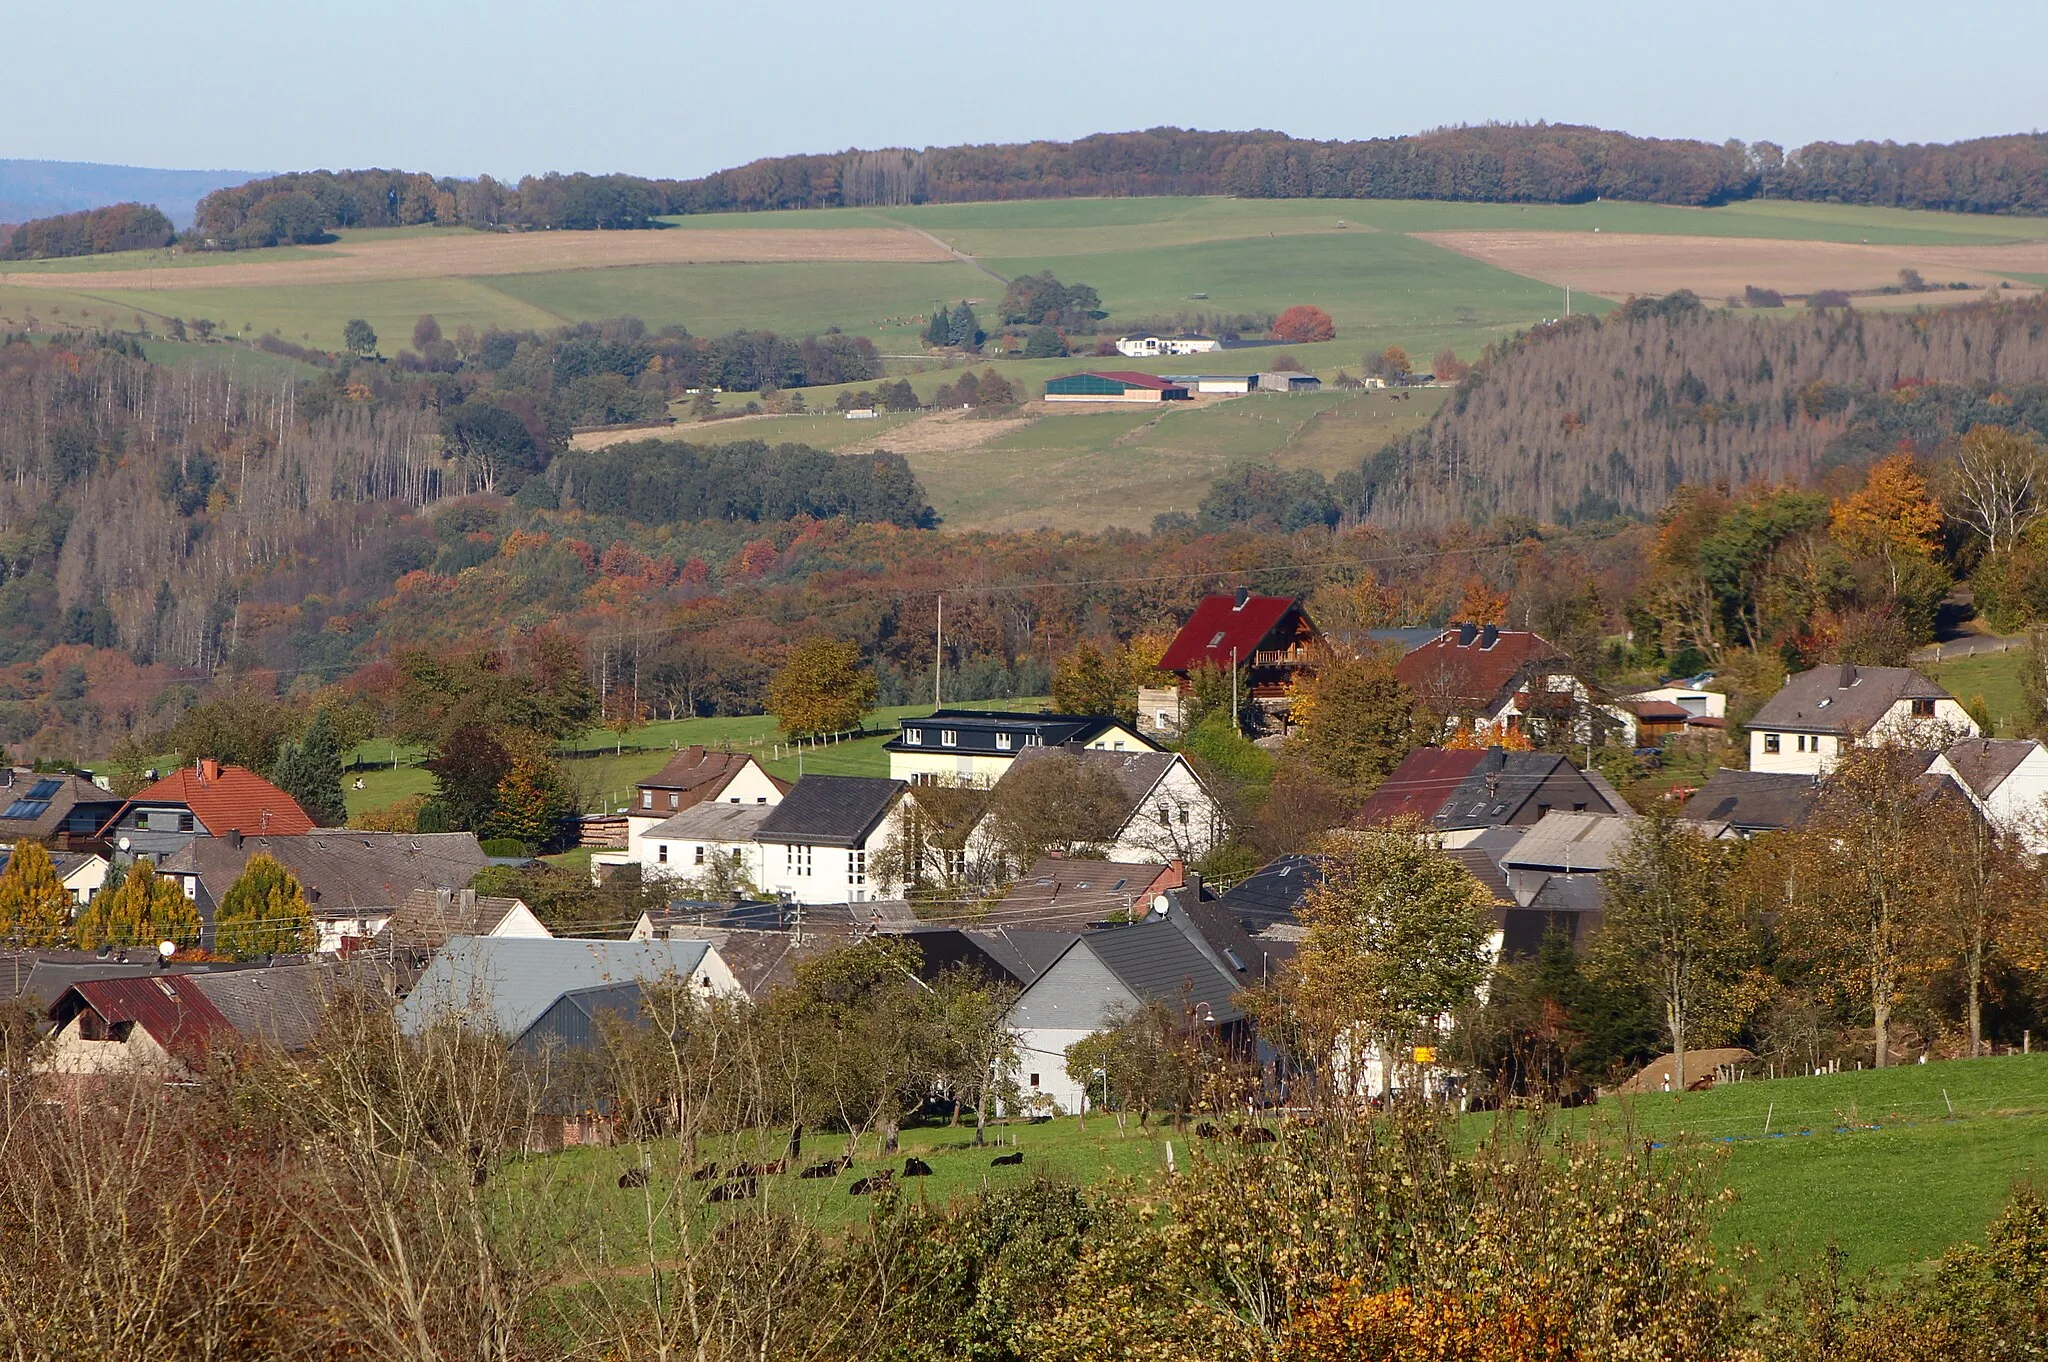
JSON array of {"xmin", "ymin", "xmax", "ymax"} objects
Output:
[{"xmin": 1142, "ymin": 591, "xmax": 1321, "ymax": 738}]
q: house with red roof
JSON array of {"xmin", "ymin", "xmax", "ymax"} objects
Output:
[
  {"xmin": 105, "ymin": 759, "xmax": 315, "ymax": 865},
  {"xmin": 1393, "ymin": 624, "xmax": 1605, "ymax": 743},
  {"xmin": 1353, "ymin": 746, "xmax": 1628, "ymax": 848},
  {"xmin": 1143, "ymin": 590, "xmax": 1322, "ymax": 737}
]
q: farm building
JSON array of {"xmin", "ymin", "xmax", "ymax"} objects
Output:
[
  {"xmin": 1043, "ymin": 371, "xmax": 1190, "ymax": 403},
  {"xmin": 1258, "ymin": 372, "xmax": 1322, "ymax": 393},
  {"xmin": 1165, "ymin": 374, "xmax": 1260, "ymax": 394}
]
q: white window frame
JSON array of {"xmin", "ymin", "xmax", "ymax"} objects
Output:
[
  {"xmin": 642, "ymin": 790, "xmax": 654, "ymax": 810},
  {"xmin": 995, "ymin": 732, "xmax": 1013, "ymax": 751},
  {"xmin": 904, "ymin": 728, "xmax": 923, "ymax": 746},
  {"xmin": 658, "ymin": 844, "xmax": 669, "ymax": 864},
  {"xmin": 693, "ymin": 845, "xmax": 705, "ymax": 866},
  {"xmin": 940, "ymin": 730, "xmax": 959, "ymax": 748},
  {"xmin": 849, "ymin": 849, "xmax": 867, "ymax": 888}
]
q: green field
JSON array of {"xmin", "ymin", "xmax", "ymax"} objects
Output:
[{"xmin": 1930, "ymin": 647, "xmax": 2031, "ymax": 735}]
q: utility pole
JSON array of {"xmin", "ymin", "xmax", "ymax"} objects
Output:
[
  {"xmin": 935, "ymin": 593, "xmax": 944, "ymax": 708},
  {"xmin": 1565, "ymin": 284, "xmax": 1571, "ymax": 317},
  {"xmin": 1230, "ymin": 646, "xmax": 1240, "ymax": 735}
]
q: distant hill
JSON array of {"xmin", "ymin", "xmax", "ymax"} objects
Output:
[{"xmin": 0, "ymin": 159, "xmax": 262, "ymax": 229}]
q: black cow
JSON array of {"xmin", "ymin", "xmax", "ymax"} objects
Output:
[
  {"xmin": 707, "ymin": 1176, "xmax": 756, "ymax": 1203},
  {"xmin": 902, "ymin": 1157, "xmax": 934, "ymax": 1178},
  {"xmin": 689, "ymin": 1161, "xmax": 719, "ymax": 1182},
  {"xmin": 990, "ymin": 1150, "xmax": 1024, "ymax": 1166},
  {"xmin": 849, "ymin": 1170, "xmax": 894, "ymax": 1196},
  {"xmin": 801, "ymin": 1156, "xmax": 852, "ymax": 1179},
  {"xmin": 617, "ymin": 1168, "xmax": 650, "ymax": 1189}
]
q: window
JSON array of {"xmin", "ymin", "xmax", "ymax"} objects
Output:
[
  {"xmin": 670, "ymin": 792, "xmax": 680, "ymax": 810},
  {"xmin": 135, "ymin": 811, "xmax": 149, "ymax": 830},
  {"xmin": 1207, "ymin": 631, "xmax": 1226, "ymax": 647},
  {"xmin": 693, "ymin": 846, "xmax": 705, "ymax": 866},
  {"xmin": 1764, "ymin": 733, "xmax": 1781, "ymax": 754},
  {"xmin": 657, "ymin": 844, "xmax": 669, "ymax": 864},
  {"xmin": 849, "ymin": 850, "xmax": 867, "ymax": 888},
  {"xmin": 904, "ymin": 728, "xmax": 923, "ymax": 746},
  {"xmin": 1113, "ymin": 740, "xmax": 1126, "ymax": 750},
  {"xmin": 1158, "ymin": 801, "xmax": 1171, "ymax": 824},
  {"xmin": 178, "ymin": 813, "xmax": 194, "ymax": 833},
  {"xmin": 1178, "ymin": 805, "xmax": 1189, "ymax": 826},
  {"xmin": 1025, "ymin": 733, "xmax": 1043, "ymax": 747},
  {"xmin": 995, "ymin": 732, "xmax": 1013, "ymax": 751},
  {"xmin": 642, "ymin": 791, "xmax": 654, "ymax": 810},
  {"xmin": 1911, "ymin": 698, "xmax": 1936, "ymax": 717},
  {"xmin": 787, "ymin": 844, "xmax": 813, "ymax": 876},
  {"xmin": 1029, "ymin": 1073, "xmax": 1041, "ymax": 1088},
  {"xmin": 940, "ymin": 730, "xmax": 958, "ymax": 748}
]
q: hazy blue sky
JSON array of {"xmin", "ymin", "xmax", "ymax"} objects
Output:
[{"xmin": 10, "ymin": 0, "xmax": 2045, "ymax": 177}]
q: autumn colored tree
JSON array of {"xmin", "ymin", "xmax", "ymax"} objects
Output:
[
  {"xmin": 75, "ymin": 857, "xmax": 202, "ymax": 951},
  {"xmin": 214, "ymin": 853, "xmax": 316, "ymax": 959},
  {"xmin": 1834, "ymin": 451, "xmax": 1947, "ymax": 596},
  {"xmin": 482, "ymin": 751, "xmax": 578, "ymax": 850},
  {"xmin": 1283, "ymin": 648, "xmax": 1420, "ymax": 793},
  {"xmin": 1431, "ymin": 348, "xmax": 1471, "ymax": 381},
  {"xmin": 1452, "ymin": 577, "xmax": 1509, "ymax": 626},
  {"xmin": 0, "ymin": 841, "xmax": 74, "ymax": 947},
  {"xmin": 769, "ymin": 637, "xmax": 878, "ymax": 737},
  {"xmin": 1270, "ymin": 305, "xmax": 1335, "ymax": 344},
  {"xmin": 1380, "ymin": 345, "xmax": 1412, "ymax": 376}
]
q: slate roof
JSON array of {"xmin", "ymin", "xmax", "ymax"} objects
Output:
[
  {"xmin": 0, "ymin": 954, "xmax": 244, "ymax": 1015},
  {"xmin": 1157, "ymin": 594, "xmax": 1306, "ymax": 675},
  {"xmin": 189, "ymin": 964, "xmax": 346, "ymax": 1051},
  {"xmin": 1747, "ymin": 663, "xmax": 1951, "ymax": 736},
  {"xmin": 0, "ymin": 769, "xmax": 121, "ymax": 843},
  {"xmin": 1214, "ymin": 854, "xmax": 1321, "ymax": 933},
  {"xmin": 1173, "ymin": 897, "xmax": 1294, "ymax": 979},
  {"xmin": 1353, "ymin": 749, "xmax": 1488, "ymax": 825},
  {"xmin": 1072, "ymin": 917, "xmax": 1243, "ymax": 1024},
  {"xmin": 653, "ymin": 927, "xmax": 836, "ymax": 1000},
  {"xmin": 884, "ymin": 708, "xmax": 1145, "ymax": 756},
  {"xmin": 1359, "ymin": 748, "xmax": 1618, "ymax": 832},
  {"xmin": 755, "ymin": 776, "xmax": 904, "ymax": 848},
  {"xmin": 124, "ymin": 763, "xmax": 315, "ymax": 836},
  {"xmin": 1499, "ymin": 811, "xmax": 1637, "ymax": 873},
  {"xmin": 1395, "ymin": 627, "xmax": 1568, "ymax": 710},
  {"xmin": 964, "ymin": 926, "xmax": 1084, "ymax": 984},
  {"xmin": 997, "ymin": 856, "xmax": 1179, "ymax": 927},
  {"xmin": 396, "ymin": 936, "xmax": 715, "ymax": 1038},
  {"xmin": 1680, "ymin": 769, "xmax": 1820, "ymax": 833},
  {"xmin": 160, "ymin": 831, "xmax": 489, "ymax": 918},
  {"xmin": 375, "ymin": 888, "xmax": 537, "ymax": 953},
  {"xmin": 1445, "ymin": 847, "xmax": 1514, "ymax": 905},
  {"xmin": 644, "ymin": 802, "xmax": 777, "ymax": 842},
  {"xmin": 1939, "ymin": 738, "xmax": 2040, "ymax": 798}
]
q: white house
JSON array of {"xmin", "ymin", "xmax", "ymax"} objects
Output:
[
  {"xmin": 1746, "ymin": 663, "xmax": 1978, "ymax": 775},
  {"xmin": 753, "ymin": 775, "xmax": 909, "ymax": 905},
  {"xmin": 1926, "ymin": 738, "xmax": 2048, "ymax": 854},
  {"xmin": 1114, "ymin": 333, "xmax": 1219, "ymax": 358},
  {"xmin": 625, "ymin": 747, "xmax": 785, "ymax": 857},
  {"xmin": 884, "ymin": 708, "xmax": 1154, "ymax": 788},
  {"xmin": 632, "ymin": 801, "xmax": 776, "ymax": 888},
  {"xmin": 971, "ymin": 748, "xmax": 1224, "ymax": 871}
]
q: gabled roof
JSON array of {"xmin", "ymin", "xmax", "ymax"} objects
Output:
[
  {"xmin": 884, "ymin": 708, "xmax": 1147, "ymax": 755},
  {"xmin": 1444, "ymin": 847, "xmax": 1514, "ymax": 905},
  {"xmin": 1679, "ymin": 768, "xmax": 1819, "ymax": 833},
  {"xmin": 1088, "ymin": 370, "xmax": 1184, "ymax": 388},
  {"xmin": 644, "ymin": 802, "xmax": 777, "ymax": 842},
  {"xmin": 0, "ymin": 769, "xmax": 120, "ymax": 842},
  {"xmin": 755, "ymin": 776, "xmax": 905, "ymax": 847},
  {"xmin": 125, "ymin": 763, "xmax": 315, "ymax": 836},
  {"xmin": 396, "ymin": 936, "xmax": 715, "ymax": 1038},
  {"xmin": 1157, "ymin": 594, "xmax": 1306, "ymax": 675},
  {"xmin": 1746, "ymin": 663, "xmax": 1952, "ymax": 736},
  {"xmin": 513, "ymin": 982, "xmax": 647, "ymax": 1053},
  {"xmin": 160, "ymin": 831, "xmax": 489, "ymax": 916},
  {"xmin": 637, "ymin": 746, "xmax": 784, "ymax": 798},
  {"xmin": 1394, "ymin": 627, "xmax": 1568, "ymax": 710},
  {"xmin": 375, "ymin": 887, "xmax": 540, "ymax": 953},
  {"xmin": 1937, "ymin": 738, "xmax": 2041, "ymax": 798},
  {"xmin": 54, "ymin": 974, "xmax": 237, "ymax": 1068},
  {"xmin": 962, "ymin": 926, "xmax": 1083, "ymax": 984},
  {"xmin": 1353, "ymin": 749, "xmax": 1489, "ymax": 826},
  {"xmin": 997, "ymin": 856, "xmax": 1179, "ymax": 927},
  {"xmin": 995, "ymin": 748, "xmax": 1189, "ymax": 832},
  {"xmin": 1214, "ymin": 854, "xmax": 1322, "ymax": 933},
  {"xmin": 1355, "ymin": 747, "xmax": 1615, "ymax": 832},
  {"xmin": 1499, "ymin": 811, "xmax": 1637, "ymax": 873},
  {"xmin": 189, "ymin": 963, "xmax": 347, "ymax": 1051},
  {"xmin": 1069, "ymin": 917, "xmax": 1243, "ymax": 1024}
]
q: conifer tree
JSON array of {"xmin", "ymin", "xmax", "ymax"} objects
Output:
[
  {"xmin": 270, "ymin": 709, "xmax": 347, "ymax": 826},
  {"xmin": 924, "ymin": 304, "xmax": 951, "ymax": 349},
  {"xmin": 0, "ymin": 841, "xmax": 74, "ymax": 947},
  {"xmin": 75, "ymin": 857, "xmax": 202, "ymax": 950},
  {"xmin": 214, "ymin": 852, "xmax": 316, "ymax": 959}
]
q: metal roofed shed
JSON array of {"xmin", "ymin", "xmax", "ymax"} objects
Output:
[
  {"xmin": 1257, "ymin": 372, "xmax": 1322, "ymax": 392},
  {"xmin": 396, "ymin": 936, "xmax": 725, "ymax": 1039},
  {"xmin": 1042, "ymin": 371, "xmax": 1191, "ymax": 403}
]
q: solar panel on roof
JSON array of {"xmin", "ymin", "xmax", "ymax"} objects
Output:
[
  {"xmin": 1, "ymin": 799, "xmax": 49, "ymax": 820},
  {"xmin": 25, "ymin": 779, "xmax": 62, "ymax": 801}
]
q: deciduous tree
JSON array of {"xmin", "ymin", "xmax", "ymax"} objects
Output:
[
  {"xmin": 1283, "ymin": 647, "xmax": 1420, "ymax": 792},
  {"xmin": 343, "ymin": 318, "xmax": 378, "ymax": 357},
  {"xmin": 1270, "ymin": 305, "xmax": 1335, "ymax": 344},
  {"xmin": 768, "ymin": 637, "xmax": 877, "ymax": 737}
]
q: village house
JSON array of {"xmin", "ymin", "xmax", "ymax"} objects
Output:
[
  {"xmin": 977, "ymin": 748, "xmax": 1225, "ymax": 868},
  {"xmin": 1144, "ymin": 590, "xmax": 1322, "ymax": 738},
  {"xmin": 160, "ymin": 830, "xmax": 491, "ymax": 951},
  {"xmin": 753, "ymin": 775, "xmax": 910, "ymax": 905},
  {"xmin": 44, "ymin": 963, "xmax": 344, "ymax": 1080},
  {"xmin": 105, "ymin": 760, "xmax": 315, "ymax": 865},
  {"xmin": 0, "ymin": 768, "xmax": 124, "ymax": 853},
  {"xmin": 1745, "ymin": 663, "xmax": 1977, "ymax": 775},
  {"xmin": 1394, "ymin": 625, "xmax": 1599, "ymax": 743},
  {"xmin": 0, "ymin": 849, "xmax": 111, "ymax": 907},
  {"xmin": 885, "ymin": 708, "xmax": 1153, "ymax": 787},
  {"xmin": 1114, "ymin": 332, "xmax": 1220, "ymax": 357},
  {"xmin": 1679, "ymin": 768, "xmax": 1823, "ymax": 838},
  {"xmin": 1926, "ymin": 738, "xmax": 2048, "ymax": 853},
  {"xmin": 628, "ymin": 801, "xmax": 776, "ymax": 887},
  {"xmin": 994, "ymin": 856, "xmax": 1186, "ymax": 929},
  {"xmin": 625, "ymin": 747, "xmax": 786, "ymax": 852},
  {"xmin": 1353, "ymin": 746, "xmax": 1628, "ymax": 848},
  {"xmin": 396, "ymin": 936, "xmax": 740, "ymax": 1039}
]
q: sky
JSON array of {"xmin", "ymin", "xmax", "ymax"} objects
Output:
[{"xmin": 9, "ymin": 0, "xmax": 2047, "ymax": 178}]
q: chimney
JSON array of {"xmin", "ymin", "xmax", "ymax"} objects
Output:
[
  {"xmin": 1458, "ymin": 622, "xmax": 1478, "ymax": 646},
  {"xmin": 1233, "ymin": 586, "xmax": 1250, "ymax": 610},
  {"xmin": 435, "ymin": 886, "xmax": 454, "ymax": 914},
  {"xmin": 1182, "ymin": 869, "xmax": 1204, "ymax": 902},
  {"xmin": 1480, "ymin": 624, "xmax": 1499, "ymax": 649},
  {"xmin": 1838, "ymin": 662, "xmax": 1857, "ymax": 688},
  {"xmin": 228, "ymin": 829, "xmax": 242, "ymax": 850},
  {"xmin": 198, "ymin": 758, "xmax": 220, "ymax": 783},
  {"xmin": 459, "ymin": 887, "xmax": 477, "ymax": 917}
]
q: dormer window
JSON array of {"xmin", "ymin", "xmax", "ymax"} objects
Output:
[
  {"xmin": 995, "ymin": 732, "xmax": 1013, "ymax": 751},
  {"xmin": 1025, "ymin": 733, "xmax": 1043, "ymax": 746},
  {"xmin": 904, "ymin": 729, "xmax": 923, "ymax": 746},
  {"xmin": 642, "ymin": 791, "xmax": 654, "ymax": 810},
  {"xmin": 941, "ymin": 730, "xmax": 958, "ymax": 748}
]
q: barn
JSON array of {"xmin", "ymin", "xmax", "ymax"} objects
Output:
[{"xmin": 1042, "ymin": 371, "xmax": 1190, "ymax": 403}]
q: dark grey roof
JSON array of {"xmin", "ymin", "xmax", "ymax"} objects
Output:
[
  {"xmin": 1680, "ymin": 769, "xmax": 1819, "ymax": 833},
  {"xmin": 1075, "ymin": 917, "xmax": 1243, "ymax": 1024},
  {"xmin": 0, "ymin": 769, "xmax": 121, "ymax": 842},
  {"xmin": 1526, "ymin": 873, "xmax": 1605, "ymax": 914},
  {"xmin": 1172, "ymin": 898, "xmax": 1294, "ymax": 980},
  {"xmin": 374, "ymin": 887, "xmax": 534, "ymax": 953},
  {"xmin": 1432, "ymin": 751, "xmax": 1597, "ymax": 831},
  {"xmin": 513, "ymin": 982, "xmax": 647, "ymax": 1056},
  {"xmin": 1747, "ymin": 663, "xmax": 1951, "ymax": 736},
  {"xmin": 1445, "ymin": 847, "xmax": 1513, "ymax": 905},
  {"xmin": 1215, "ymin": 855, "xmax": 1320, "ymax": 932},
  {"xmin": 160, "ymin": 831, "xmax": 489, "ymax": 917},
  {"xmin": 755, "ymin": 776, "xmax": 904, "ymax": 847},
  {"xmin": 190, "ymin": 963, "xmax": 348, "ymax": 1051},
  {"xmin": 884, "ymin": 709, "xmax": 1149, "ymax": 758},
  {"xmin": 966, "ymin": 926, "xmax": 1083, "ymax": 983},
  {"xmin": 396, "ymin": 936, "xmax": 714, "ymax": 1038},
  {"xmin": 1939, "ymin": 738, "xmax": 2039, "ymax": 798}
]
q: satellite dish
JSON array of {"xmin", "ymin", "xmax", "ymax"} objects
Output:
[
  {"xmin": 118, "ymin": 836, "xmax": 132, "ymax": 852},
  {"xmin": 158, "ymin": 940, "xmax": 176, "ymax": 959}
]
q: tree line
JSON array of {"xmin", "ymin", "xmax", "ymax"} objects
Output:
[{"xmin": 0, "ymin": 202, "xmax": 173, "ymax": 259}]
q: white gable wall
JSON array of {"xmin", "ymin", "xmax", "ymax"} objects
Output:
[
  {"xmin": 1105, "ymin": 756, "xmax": 1223, "ymax": 863},
  {"xmin": 1751, "ymin": 698, "xmax": 1979, "ymax": 775},
  {"xmin": 1006, "ymin": 944, "xmax": 1137, "ymax": 1113},
  {"xmin": 1929, "ymin": 741, "xmax": 2048, "ymax": 854}
]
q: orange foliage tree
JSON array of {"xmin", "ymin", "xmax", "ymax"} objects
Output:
[
  {"xmin": 1451, "ymin": 577, "xmax": 1509, "ymax": 626},
  {"xmin": 1282, "ymin": 1284, "xmax": 1572, "ymax": 1362},
  {"xmin": 1272, "ymin": 305, "xmax": 1336, "ymax": 344}
]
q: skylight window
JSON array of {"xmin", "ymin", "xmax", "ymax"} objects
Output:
[{"xmin": 1208, "ymin": 631, "xmax": 1227, "ymax": 647}]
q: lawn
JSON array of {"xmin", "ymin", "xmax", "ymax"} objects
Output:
[{"xmin": 1930, "ymin": 647, "xmax": 2030, "ymax": 735}]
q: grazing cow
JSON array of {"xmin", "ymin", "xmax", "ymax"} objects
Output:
[
  {"xmin": 1195, "ymin": 1122, "xmax": 1221, "ymax": 1139},
  {"xmin": 617, "ymin": 1168, "xmax": 650, "ymax": 1189},
  {"xmin": 990, "ymin": 1150, "xmax": 1024, "ymax": 1166},
  {"xmin": 707, "ymin": 1176, "xmax": 756, "ymax": 1203},
  {"xmin": 848, "ymin": 1170, "xmax": 894, "ymax": 1196},
  {"xmin": 902, "ymin": 1157, "xmax": 934, "ymax": 1178},
  {"xmin": 800, "ymin": 1157, "xmax": 850, "ymax": 1179},
  {"xmin": 689, "ymin": 1161, "xmax": 719, "ymax": 1182}
]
